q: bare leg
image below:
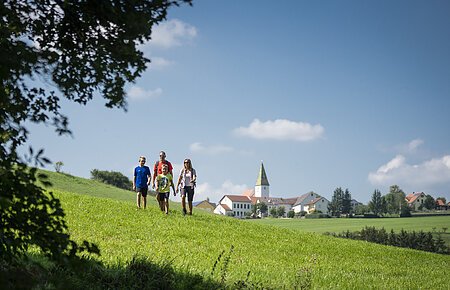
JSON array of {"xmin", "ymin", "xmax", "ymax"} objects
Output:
[
  {"xmin": 158, "ymin": 194, "xmax": 164, "ymax": 211},
  {"xmin": 137, "ymin": 192, "xmax": 141, "ymax": 208},
  {"xmin": 182, "ymin": 196, "xmax": 187, "ymax": 214},
  {"xmin": 143, "ymin": 196, "xmax": 147, "ymax": 209},
  {"xmin": 165, "ymin": 199, "xmax": 169, "ymax": 214}
]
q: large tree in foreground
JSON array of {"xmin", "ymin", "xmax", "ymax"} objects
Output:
[{"xmin": 1, "ymin": 0, "xmax": 191, "ymax": 262}]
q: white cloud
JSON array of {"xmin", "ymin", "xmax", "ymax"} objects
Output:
[
  {"xmin": 127, "ymin": 86, "xmax": 162, "ymax": 101},
  {"xmin": 150, "ymin": 19, "xmax": 197, "ymax": 49},
  {"xmin": 368, "ymin": 155, "xmax": 450, "ymax": 189},
  {"xmin": 179, "ymin": 180, "xmax": 248, "ymax": 204},
  {"xmin": 150, "ymin": 57, "xmax": 174, "ymax": 70},
  {"xmin": 190, "ymin": 142, "xmax": 234, "ymax": 155},
  {"xmin": 233, "ymin": 119, "xmax": 324, "ymax": 142},
  {"xmin": 407, "ymin": 139, "xmax": 424, "ymax": 151}
]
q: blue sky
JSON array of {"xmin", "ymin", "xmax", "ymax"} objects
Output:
[{"xmin": 24, "ymin": 0, "xmax": 450, "ymax": 204}]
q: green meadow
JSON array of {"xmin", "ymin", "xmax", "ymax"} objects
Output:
[
  {"xmin": 247, "ymin": 216, "xmax": 450, "ymax": 245},
  {"xmin": 23, "ymin": 170, "xmax": 450, "ymax": 289}
]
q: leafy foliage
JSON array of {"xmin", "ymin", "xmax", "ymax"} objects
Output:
[
  {"xmin": 384, "ymin": 185, "xmax": 407, "ymax": 214},
  {"xmin": 368, "ymin": 189, "xmax": 385, "ymax": 216},
  {"xmin": 0, "ymin": 0, "xmax": 191, "ymax": 262},
  {"xmin": 329, "ymin": 187, "xmax": 351, "ymax": 216},
  {"xmin": 91, "ymin": 169, "xmax": 132, "ymax": 191}
]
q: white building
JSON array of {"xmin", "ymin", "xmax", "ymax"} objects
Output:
[
  {"xmin": 214, "ymin": 195, "xmax": 252, "ymax": 218},
  {"xmin": 214, "ymin": 162, "xmax": 330, "ymax": 218},
  {"xmin": 303, "ymin": 197, "xmax": 330, "ymax": 214},
  {"xmin": 291, "ymin": 192, "xmax": 322, "ymax": 213}
]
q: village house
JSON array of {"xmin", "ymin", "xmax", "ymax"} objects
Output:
[
  {"xmin": 214, "ymin": 162, "xmax": 330, "ymax": 218},
  {"xmin": 435, "ymin": 198, "xmax": 449, "ymax": 211},
  {"xmin": 303, "ymin": 197, "xmax": 330, "ymax": 214},
  {"xmin": 405, "ymin": 192, "xmax": 426, "ymax": 210},
  {"xmin": 193, "ymin": 198, "xmax": 216, "ymax": 212}
]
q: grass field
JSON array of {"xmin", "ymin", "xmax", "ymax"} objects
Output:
[
  {"xmin": 22, "ymin": 170, "xmax": 450, "ymax": 289},
  {"xmin": 247, "ymin": 216, "xmax": 450, "ymax": 245}
]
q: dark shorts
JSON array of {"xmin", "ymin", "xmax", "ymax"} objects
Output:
[
  {"xmin": 158, "ymin": 192, "xmax": 170, "ymax": 200},
  {"xmin": 136, "ymin": 186, "xmax": 148, "ymax": 197},
  {"xmin": 181, "ymin": 186, "xmax": 194, "ymax": 202}
]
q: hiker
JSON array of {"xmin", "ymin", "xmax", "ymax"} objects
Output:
[
  {"xmin": 152, "ymin": 151, "xmax": 173, "ymax": 206},
  {"xmin": 156, "ymin": 164, "xmax": 176, "ymax": 214},
  {"xmin": 176, "ymin": 158, "xmax": 197, "ymax": 215},
  {"xmin": 133, "ymin": 156, "xmax": 151, "ymax": 209},
  {"xmin": 152, "ymin": 151, "xmax": 173, "ymax": 189}
]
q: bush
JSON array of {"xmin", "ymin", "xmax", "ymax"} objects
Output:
[
  {"xmin": 287, "ymin": 210, "xmax": 295, "ymax": 218},
  {"xmin": 305, "ymin": 213, "xmax": 329, "ymax": 219},
  {"xmin": 328, "ymin": 226, "xmax": 450, "ymax": 255},
  {"xmin": 91, "ymin": 169, "xmax": 132, "ymax": 191}
]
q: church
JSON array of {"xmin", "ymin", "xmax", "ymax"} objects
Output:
[{"xmin": 213, "ymin": 162, "xmax": 330, "ymax": 218}]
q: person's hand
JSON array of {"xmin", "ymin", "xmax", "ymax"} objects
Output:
[
  {"xmin": 175, "ymin": 188, "xmax": 179, "ymax": 194},
  {"xmin": 133, "ymin": 185, "xmax": 136, "ymax": 191},
  {"xmin": 152, "ymin": 183, "xmax": 155, "ymax": 189}
]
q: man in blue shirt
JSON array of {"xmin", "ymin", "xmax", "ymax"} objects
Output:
[{"xmin": 133, "ymin": 156, "xmax": 151, "ymax": 209}]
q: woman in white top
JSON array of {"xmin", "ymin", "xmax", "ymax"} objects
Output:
[{"xmin": 176, "ymin": 158, "xmax": 197, "ymax": 215}]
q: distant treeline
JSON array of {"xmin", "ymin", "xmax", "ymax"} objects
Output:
[
  {"xmin": 326, "ymin": 226, "xmax": 450, "ymax": 255},
  {"xmin": 91, "ymin": 169, "xmax": 132, "ymax": 191}
]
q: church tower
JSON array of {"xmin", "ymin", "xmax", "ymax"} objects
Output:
[{"xmin": 255, "ymin": 162, "xmax": 270, "ymax": 198}]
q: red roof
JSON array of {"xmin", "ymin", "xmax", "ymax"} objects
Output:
[
  {"xmin": 221, "ymin": 204, "xmax": 231, "ymax": 211},
  {"xmin": 224, "ymin": 195, "xmax": 252, "ymax": 202},
  {"xmin": 406, "ymin": 192, "xmax": 425, "ymax": 204},
  {"xmin": 436, "ymin": 199, "xmax": 446, "ymax": 206},
  {"xmin": 307, "ymin": 197, "xmax": 323, "ymax": 205}
]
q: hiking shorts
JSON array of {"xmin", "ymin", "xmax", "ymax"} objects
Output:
[
  {"xmin": 181, "ymin": 186, "xmax": 194, "ymax": 202},
  {"xmin": 136, "ymin": 186, "xmax": 148, "ymax": 197},
  {"xmin": 158, "ymin": 192, "xmax": 170, "ymax": 200}
]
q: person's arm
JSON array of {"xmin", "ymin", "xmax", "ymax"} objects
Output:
[
  {"xmin": 191, "ymin": 168, "xmax": 197, "ymax": 186},
  {"xmin": 171, "ymin": 176, "xmax": 176, "ymax": 196},
  {"xmin": 175, "ymin": 169, "xmax": 183, "ymax": 193},
  {"xmin": 147, "ymin": 168, "xmax": 151, "ymax": 186},
  {"xmin": 152, "ymin": 164, "xmax": 157, "ymax": 189},
  {"xmin": 132, "ymin": 169, "xmax": 136, "ymax": 190}
]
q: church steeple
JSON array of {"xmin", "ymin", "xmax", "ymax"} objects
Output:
[
  {"xmin": 255, "ymin": 162, "xmax": 270, "ymax": 198},
  {"xmin": 256, "ymin": 162, "xmax": 270, "ymax": 186}
]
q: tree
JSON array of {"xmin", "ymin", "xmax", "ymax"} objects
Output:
[
  {"xmin": 287, "ymin": 210, "xmax": 295, "ymax": 218},
  {"xmin": 384, "ymin": 185, "xmax": 407, "ymax": 214},
  {"xmin": 276, "ymin": 206, "xmax": 286, "ymax": 217},
  {"xmin": 1, "ymin": 0, "xmax": 191, "ymax": 262},
  {"xmin": 354, "ymin": 204, "xmax": 369, "ymax": 215},
  {"xmin": 342, "ymin": 188, "xmax": 352, "ymax": 215},
  {"xmin": 329, "ymin": 187, "xmax": 343, "ymax": 217},
  {"xmin": 423, "ymin": 195, "xmax": 435, "ymax": 210},
  {"xmin": 91, "ymin": 169, "xmax": 132, "ymax": 190},
  {"xmin": 54, "ymin": 161, "xmax": 64, "ymax": 173},
  {"xmin": 368, "ymin": 189, "xmax": 383, "ymax": 216},
  {"xmin": 269, "ymin": 207, "xmax": 278, "ymax": 217}
]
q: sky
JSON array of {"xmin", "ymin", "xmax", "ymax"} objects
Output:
[{"xmin": 23, "ymin": 0, "xmax": 450, "ymax": 204}]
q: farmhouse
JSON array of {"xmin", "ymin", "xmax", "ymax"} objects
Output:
[
  {"xmin": 405, "ymin": 192, "xmax": 426, "ymax": 210},
  {"xmin": 435, "ymin": 198, "xmax": 449, "ymax": 211},
  {"xmin": 214, "ymin": 162, "xmax": 330, "ymax": 218},
  {"xmin": 193, "ymin": 198, "xmax": 216, "ymax": 212}
]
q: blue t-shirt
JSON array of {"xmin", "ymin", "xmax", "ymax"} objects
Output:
[{"xmin": 134, "ymin": 166, "xmax": 150, "ymax": 188}]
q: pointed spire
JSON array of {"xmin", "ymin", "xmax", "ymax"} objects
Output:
[{"xmin": 256, "ymin": 161, "xmax": 270, "ymax": 186}]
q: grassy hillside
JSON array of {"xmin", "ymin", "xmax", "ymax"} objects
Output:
[
  {"xmin": 38, "ymin": 169, "xmax": 140, "ymax": 202},
  {"xmin": 32, "ymin": 171, "xmax": 450, "ymax": 289}
]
